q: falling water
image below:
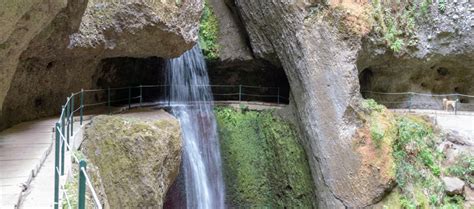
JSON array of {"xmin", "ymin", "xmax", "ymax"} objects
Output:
[{"xmin": 166, "ymin": 45, "xmax": 225, "ymax": 209}]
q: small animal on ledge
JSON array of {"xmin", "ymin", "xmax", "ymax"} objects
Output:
[{"xmin": 442, "ymin": 98, "xmax": 458, "ymax": 112}]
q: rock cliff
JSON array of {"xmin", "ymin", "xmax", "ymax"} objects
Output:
[
  {"xmin": 231, "ymin": 1, "xmax": 382, "ymax": 207},
  {"xmin": 227, "ymin": 0, "xmax": 473, "ymax": 207},
  {"xmin": 0, "ymin": 0, "xmax": 203, "ymax": 130},
  {"xmin": 357, "ymin": 0, "xmax": 473, "ymax": 109}
]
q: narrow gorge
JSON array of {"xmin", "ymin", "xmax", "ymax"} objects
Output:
[{"xmin": 0, "ymin": 0, "xmax": 473, "ymax": 209}]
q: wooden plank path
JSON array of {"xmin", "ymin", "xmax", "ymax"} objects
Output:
[{"xmin": 0, "ymin": 118, "xmax": 56, "ymax": 208}]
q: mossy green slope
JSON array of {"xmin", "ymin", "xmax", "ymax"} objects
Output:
[{"xmin": 215, "ymin": 107, "xmax": 315, "ymax": 208}]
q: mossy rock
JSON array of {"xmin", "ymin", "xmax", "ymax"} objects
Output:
[
  {"xmin": 82, "ymin": 114, "xmax": 182, "ymax": 208},
  {"xmin": 215, "ymin": 107, "xmax": 315, "ymax": 208}
]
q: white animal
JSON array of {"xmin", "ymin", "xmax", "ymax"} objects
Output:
[{"xmin": 442, "ymin": 98, "xmax": 458, "ymax": 112}]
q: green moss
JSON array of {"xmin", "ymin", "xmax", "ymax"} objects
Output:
[
  {"xmin": 0, "ymin": 43, "xmax": 9, "ymax": 50},
  {"xmin": 62, "ymin": 170, "xmax": 79, "ymax": 209},
  {"xmin": 215, "ymin": 107, "xmax": 315, "ymax": 208},
  {"xmin": 362, "ymin": 99, "xmax": 395, "ymax": 150},
  {"xmin": 199, "ymin": 0, "xmax": 219, "ymax": 60}
]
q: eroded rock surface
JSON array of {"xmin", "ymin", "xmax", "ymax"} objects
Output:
[
  {"xmin": 232, "ymin": 1, "xmax": 389, "ymax": 208},
  {"xmin": 82, "ymin": 111, "xmax": 182, "ymax": 208},
  {"xmin": 357, "ymin": 1, "xmax": 474, "ymax": 108},
  {"xmin": 0, "ymin": 0, "xmax": 203, "ymax": 130}
]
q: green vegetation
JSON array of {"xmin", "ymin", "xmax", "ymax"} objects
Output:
[
  {"xmin": 361, "ymin": 99, "xmax": 466, "ymax": 208},
  {"xmin": 215, "ymin": 107, "xmax": 315, "ymax": 208},
  {"xmin": 62, "ymin": 170, "xmax": 79, "ymax": 209},
  {"xmin": 362, "ymin": 99, "xmax": 385, "ymax": 112},
  {"xmin": 391, "ymin": 116, "xmax": 445, "ymax": 207},
  {"xmin": 445, "ymin": 154, "xmax": 474, "ymax": 185},
  {"xmin": 62, "ymin": 152, "xmax": 92, "ymax": 209},
  {"xmin": 379, "ymin": 115, "xmax": 467, "ymax": 208},
  {"xmin": 371, "ymin": 122, "xmax": 385, "ymax": 148},
  {"xmin": 362, "ymin": 99, "xmax": 392, "ymax": 149},
  {"xmin": 371, "ymin": 0, "xmax": 436, "ymax": 53},
  {"xmin": 438, "ymin": 0, "xmax": 447, "ymax": 13},
  {"xmin": 199, "ymin": 0, "xmax": 219, "ymax": 60}
]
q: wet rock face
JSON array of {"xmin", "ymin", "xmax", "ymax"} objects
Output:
[
  {"xmin": 0, "ymin": 0, "xmax": 203, "ymax": 130},
  {"xmin": 215, "ymin": 108, "xmax": 315, "ymax": 208},
  {"xmin": 82, "ymin": 113, "xmax": 182, "ymax": 208}
]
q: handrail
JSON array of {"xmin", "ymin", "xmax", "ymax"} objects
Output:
[
  {"xmin": 362, "ymin": 91, "xmax": 474, "ymax": 115},
  {"xmin": 52, "ymin": 85, "xmax": 473, "ymax": 208},
  {"xmin": 81, "ymin": 167, "xmax": 103, "ymax": 209},
  {"xmin": 53, "ymin": 83, "xmax": 286, "ymax": 209},
  {"xmin": 362, "ymin": 91, "xmax": 474, "ymax": 98}
]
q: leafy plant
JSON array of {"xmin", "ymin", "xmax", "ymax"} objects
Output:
[
  {"xmin": 371, "ymin": 123, "xmax": 385, "ymax": 148},
  {"xmin": 400, "ymin": 196, "xmax": 417, "ymax": 209},
  {"xmin": 390, "ymin": 38, "xmax": 404, "ymax": 53},
  {"xmin": 362, "ymin": 99, "xmax": 384, "ymax": 112},
  {"xmin": 445, "ymin": 154, "xmax": 474, "ymax": 184},
  {"xmin": 420, "ymin": 0, "xmax": 433, "ymax": 15},
  {"xmin": 199, "ymin": 0, "xmax": 219, "ymax": 60},
  {"xmin": 441, "ymin": 195, "xmax": 464, "ymax": 209},
  {"xmin": 371, "ymin": 0, "xmax": 433, "ymax": 53},
  {"xmin": 391, "ymin": 116, "xmax": 455, "ymax": 208},
  {"xmin": 438, "ymin": 0, "xmax": 446, "ymax": 13}
]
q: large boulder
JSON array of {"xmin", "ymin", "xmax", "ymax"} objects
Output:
[
  {"xmin": 442, "ymin": 176, "xmax": 465, "ymax": 195},
  {"xmin": 82, "ymin": 111, "xmax": 182, "ymax": 208},
  {"xmin": 0, "ymin": 0, "xmax": 203, "ymax": 130}
]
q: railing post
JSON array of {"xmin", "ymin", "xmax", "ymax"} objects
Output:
[
  {"xmin": 277, "ymin": 88, "xmax": 280, "ymax": 105},
  {"xmin": 455, "ymin": 100, "xmax": 458, "ymax": 115},
  {"xmin": 128, "ymin": 86, "xmax": 132, "ymax": 109},
  {"xmin": 61, "ymin": 105, "xmax": 66, "ymax": 175},
  {"xmin": 78, "ymin": 160, "xmax": 87, "ymax": 209},
  {"xmin": 71, "ymin": 94, "xmax": 74, "ymax": 136},
  {"xmin": 66, "ymin": 98, "xmax": 70, "ymax": 151},
  {"xmin": 54, "ymin": 123, "xmax": 60, "ymax": 209},
  {"xmin": 80, "ymin": 89, "xmax": 84, "ymax": 125},
  {"xmin": 108, "ymin": 87, "xmax": 111, "ymax": 115},
  {"xmin": 139, "ymin": 85, "xmax": 143, "ymax": 107},
  {"xmin": 239, "ymin": 85, "xmax": 242, "ymax": 102}
]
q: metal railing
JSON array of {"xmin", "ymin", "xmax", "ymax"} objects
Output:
[
  {"xmin": 53, "ymin": 86, "xmax": 474, "ymax": 208},
  {"xmin": 54, "ymin": 92, "xmax": 103, "ymax": 209},
  {"xmin": 53, "ymin": 84, "xmax": 287, "ymax": 209},
  {"xmin": 362, "ymin": 91, "xmax": 474, "ymax": 115}
]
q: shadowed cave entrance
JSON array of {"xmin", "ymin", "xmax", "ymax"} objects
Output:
[{"xmin": 96, "ymin": 57, "xmax": 291, "ymax": 105}]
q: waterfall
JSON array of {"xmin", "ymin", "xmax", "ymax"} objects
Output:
[{"xmin": 166, "ymin": 45, "xmax": 225, "ymax": 209}]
